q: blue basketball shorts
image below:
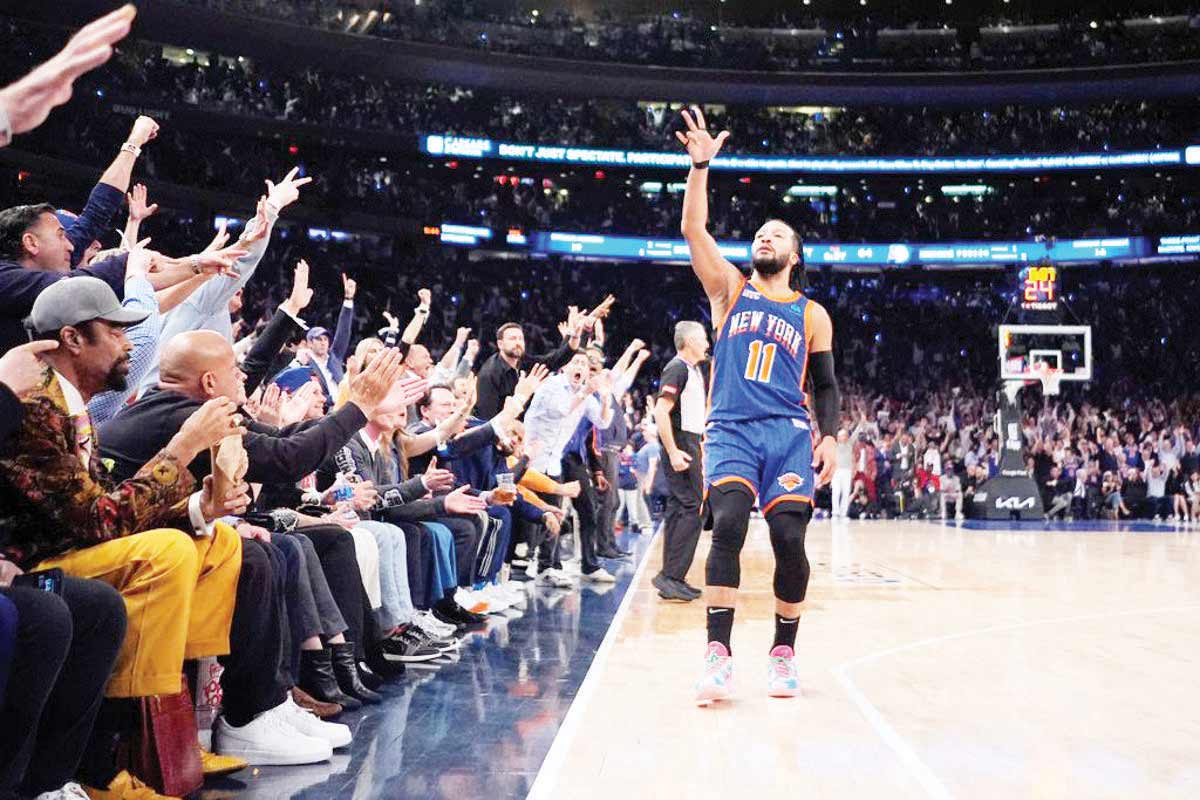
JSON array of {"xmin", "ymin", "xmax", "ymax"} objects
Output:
[{"xmin": 703, "ymin": 416, "xmax": 815, "ymax": 516}]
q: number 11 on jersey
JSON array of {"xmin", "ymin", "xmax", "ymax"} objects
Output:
[{"xmin": 744, "ymin": 340, "xmax": 777, "ymax": 383}]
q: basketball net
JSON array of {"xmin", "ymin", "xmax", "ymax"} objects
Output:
[{"xmin": 1030, "ymin": 362, "xmax": 1062, "ymax": 396}]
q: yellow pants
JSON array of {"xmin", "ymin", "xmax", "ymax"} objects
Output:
[{"xmin": 39, "ymin": 524, "xmax": 242, "ymax": 697}]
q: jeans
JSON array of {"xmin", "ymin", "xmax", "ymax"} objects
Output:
[
  {"xmin": 432, "ymin": 515, "xmax": 479, "ymax": 587},
  {"xmin": 618, "ymin": 487, "xmax": 651, "ymax": 529},
  {"xmin": 355, "ymin": 520, "xmax": 415, "ymax": 629},
  {"xmin": 289, "ymin": 534, "xmax": 348, "ymax": 639},
  {"xmin": 0, "ymin": 578, "xmax": 125, "ymax": 797},
  {"xmin": 420, "ymin": 523, "xmax": 458, "ymax": 603},
  {"xmin": 295, "ymin": 525, "xmax": 369, "ymax": 652}
]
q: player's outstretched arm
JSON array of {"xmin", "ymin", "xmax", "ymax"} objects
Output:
[
  {"xmin": 676, "ymin": 107, "xmax": 743, "ymax": 323},
  {"xmin": 807, "ymin": 302, "xmax": 840, "ymax": 486}
]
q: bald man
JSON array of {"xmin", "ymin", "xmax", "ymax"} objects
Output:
[{"xmin": 99, "ymin": 330, "xmax": 405, "ymax": 485}]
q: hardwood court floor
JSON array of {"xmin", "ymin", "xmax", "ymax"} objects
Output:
[{"xmin": 529, "ymin": 519, "xmax": 1200, "ymax": 800}]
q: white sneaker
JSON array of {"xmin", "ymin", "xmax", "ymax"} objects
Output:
[
  {"xmin": 538, "ymin": 569, "xmax": 574, "ymax": 589},
  {"xmin": 562, "ymin": 561, "xmax": 582, "ymax": 576},
  {"xmin": 454, "ymin": 587, "xmax": 490, "ymax": 614},
  {"xmin": 581, "ymin": 567, "xmax": 616, "ymax": 584},
  {"xmin": 214, "ymin": 704, "xmax": 332, "ymax": 766},
  {"xmin": 476, "ymin": 584, "xmax": 512, "ymax": 612},
  {"xmin": 415, "ymin": 610, "xmax": 457, "ymax": 639},
  {"xmin": 34, "ymin": 783, "xmax": 90, "ymax": 800},
  {"xmin": 282, "ymin": 694, "xmax": 352, "ymax": 748}
]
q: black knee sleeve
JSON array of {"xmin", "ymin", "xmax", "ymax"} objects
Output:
[
  {"xmin": 704, "ymin": 484, "xmax": 755, "ymax": 589},
  {"xmin": 767, "ymin": 507, "xmax": 812, "ymax": 603}
]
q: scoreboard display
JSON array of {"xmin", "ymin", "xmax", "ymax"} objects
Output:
[{"xmin": 1019, "ymin": 264, "xmax": 1060, "ymax": 311}]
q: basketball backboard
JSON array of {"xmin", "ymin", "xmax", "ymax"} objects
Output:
[{"xmin": 999, "ymin": 324, "xmax": 1092, "ymax": 383}]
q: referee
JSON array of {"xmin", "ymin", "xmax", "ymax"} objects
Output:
[{"xmin": 651, "ymin": 321, "xmax": 710, "ymax": 602}]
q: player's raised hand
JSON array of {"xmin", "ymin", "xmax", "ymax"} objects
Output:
[
  {"xmin": 675, "ymin": 106, "xmax": 730, "ymax": 165},
  {"xmin": 812, "ymin": 436, "xmax": 837, "ymax": 487}
]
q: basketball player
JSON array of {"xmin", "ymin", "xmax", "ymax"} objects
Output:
[{"xmin": 675, "ymin": 107, "xmax": 839, "ymax": 704}]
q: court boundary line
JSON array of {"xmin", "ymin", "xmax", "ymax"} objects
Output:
[
  {"xmin": 832, "ymin": 603, "xmax": 1200, "ymax": 800},
  {"xmin": 526, "ymin": 528, "xmax": 662, "ymax": 800}
]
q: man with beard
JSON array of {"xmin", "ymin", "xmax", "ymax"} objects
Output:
[
  {"xmin": 474, "ymin": 314, "xmax": 586, "ymax": 420},
  {"xmin": 676, "ymin": 106, "xmax": 840, "ymax": 705},
  {"xmin": 0, "ymin": 276, "xmax": 338, "ymax": 791}
]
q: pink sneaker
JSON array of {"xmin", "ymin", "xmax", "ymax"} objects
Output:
[
  {"xmin": 695, "ymin": 642, "xmax": 734, "ymax": 706},
  {"xmin": 767, "ymin": 645, "xmax": 800, "ymax": 698}
]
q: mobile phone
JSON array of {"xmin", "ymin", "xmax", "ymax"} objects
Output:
[{"xmin": 12, "ymin": 568, "xmax": 65, "ymax": 595}]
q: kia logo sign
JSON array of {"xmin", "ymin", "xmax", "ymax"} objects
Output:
[{"xmin": 995, "ymin": 497, "xmax": 1036, "ymax": 510}]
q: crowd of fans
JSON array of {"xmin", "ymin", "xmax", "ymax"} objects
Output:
[
  {"xmin": 87, "ymin": 38, "xmax": 1200, "ymax": 156},
  {"xmin": 2, "ymin": 8, "xmax": 1200, "ymax": 800},
  {"xmin": 182, "ymin": 0, "xmax": 1200, "ymax": 72},
  {"xmin": 9, "ymin": 61, "xmax": 1200, "ymax": 243},
  {"xmin": 0, "ymin": 12, "xmax": 668, "ymax": 799}
]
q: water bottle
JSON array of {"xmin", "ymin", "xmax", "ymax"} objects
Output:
[{"xmin": 331, "ymin": 472, "xmax": 359, "ymax": 525}]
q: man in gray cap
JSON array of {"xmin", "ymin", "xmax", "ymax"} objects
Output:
[
  {"xmin": 2, "ymin": 275, "xmax": 350, "ymax": 778},
  {"xmin": 26, "ymin": 275, "xmax": 149, "ymax": 397}
]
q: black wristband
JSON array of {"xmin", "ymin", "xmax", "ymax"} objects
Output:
[{"xmin": 692, "ymin": 160, "xmax": 710, "ymax": 170}]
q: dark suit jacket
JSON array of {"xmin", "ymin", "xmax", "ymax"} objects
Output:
[{"xmin": 100, "ymin": 388, "xmax": 368, "ymax": 485}]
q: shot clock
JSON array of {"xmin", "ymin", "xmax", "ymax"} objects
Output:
[{"xmin": 1019, "ymin": 263, "xmax": 1060, "ymax": 311}]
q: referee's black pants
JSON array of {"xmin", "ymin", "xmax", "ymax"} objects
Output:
[{"xmin": 661, "ymin": 432, "xmax": 704, "ymax": 582}]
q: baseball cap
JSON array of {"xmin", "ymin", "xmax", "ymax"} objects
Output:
[
  {"xmin": 306, "ymin": 327, "xmax": 330, "ymax": 342},
  {"xmin": 28, "ymin": 277, "xmax": 150, "ymax": 335},
  {"xmin": 272, "ymin": 366, "xmax": 318, "ymax": 393}
]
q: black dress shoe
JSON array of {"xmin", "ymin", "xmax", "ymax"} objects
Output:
[
  {"xmin": 330, "ymin": 642, "xmax": 383, "ymax": 704},
  {"xmin": 652, "ymin": 572, "xmax": 695, "ymax": 602},
  {"xmin": 671, "ymin": 577, "xmax": 702, "ymax": 599},
  {"xmin": 599, "ymin": 548, "xmax": 631, "ymax": 559},
  {"xmin": 299, "ymin": 648, "xmax": 361, "ymax": 710}
]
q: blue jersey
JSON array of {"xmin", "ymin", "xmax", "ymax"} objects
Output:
[{"xmin": 709, "ymin": 279, "xmax": 813, "ymax": 424}]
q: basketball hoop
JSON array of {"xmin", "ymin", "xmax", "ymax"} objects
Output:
[{"xmin": 1031, "ymin": 362, "xmax": 1062, "ymax": 396}]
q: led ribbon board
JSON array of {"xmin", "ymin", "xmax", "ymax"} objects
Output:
[
  {"xmin": 422, "ymin": 135, "xmax": 1198, "ymax": 174},
  {"xmin": 526, "ymin": 232, "xmax": 1145, "ymax": 264},
  {"xmin": 438, "ymin": 225, "xmax": 1197, "ymax": 266}
]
